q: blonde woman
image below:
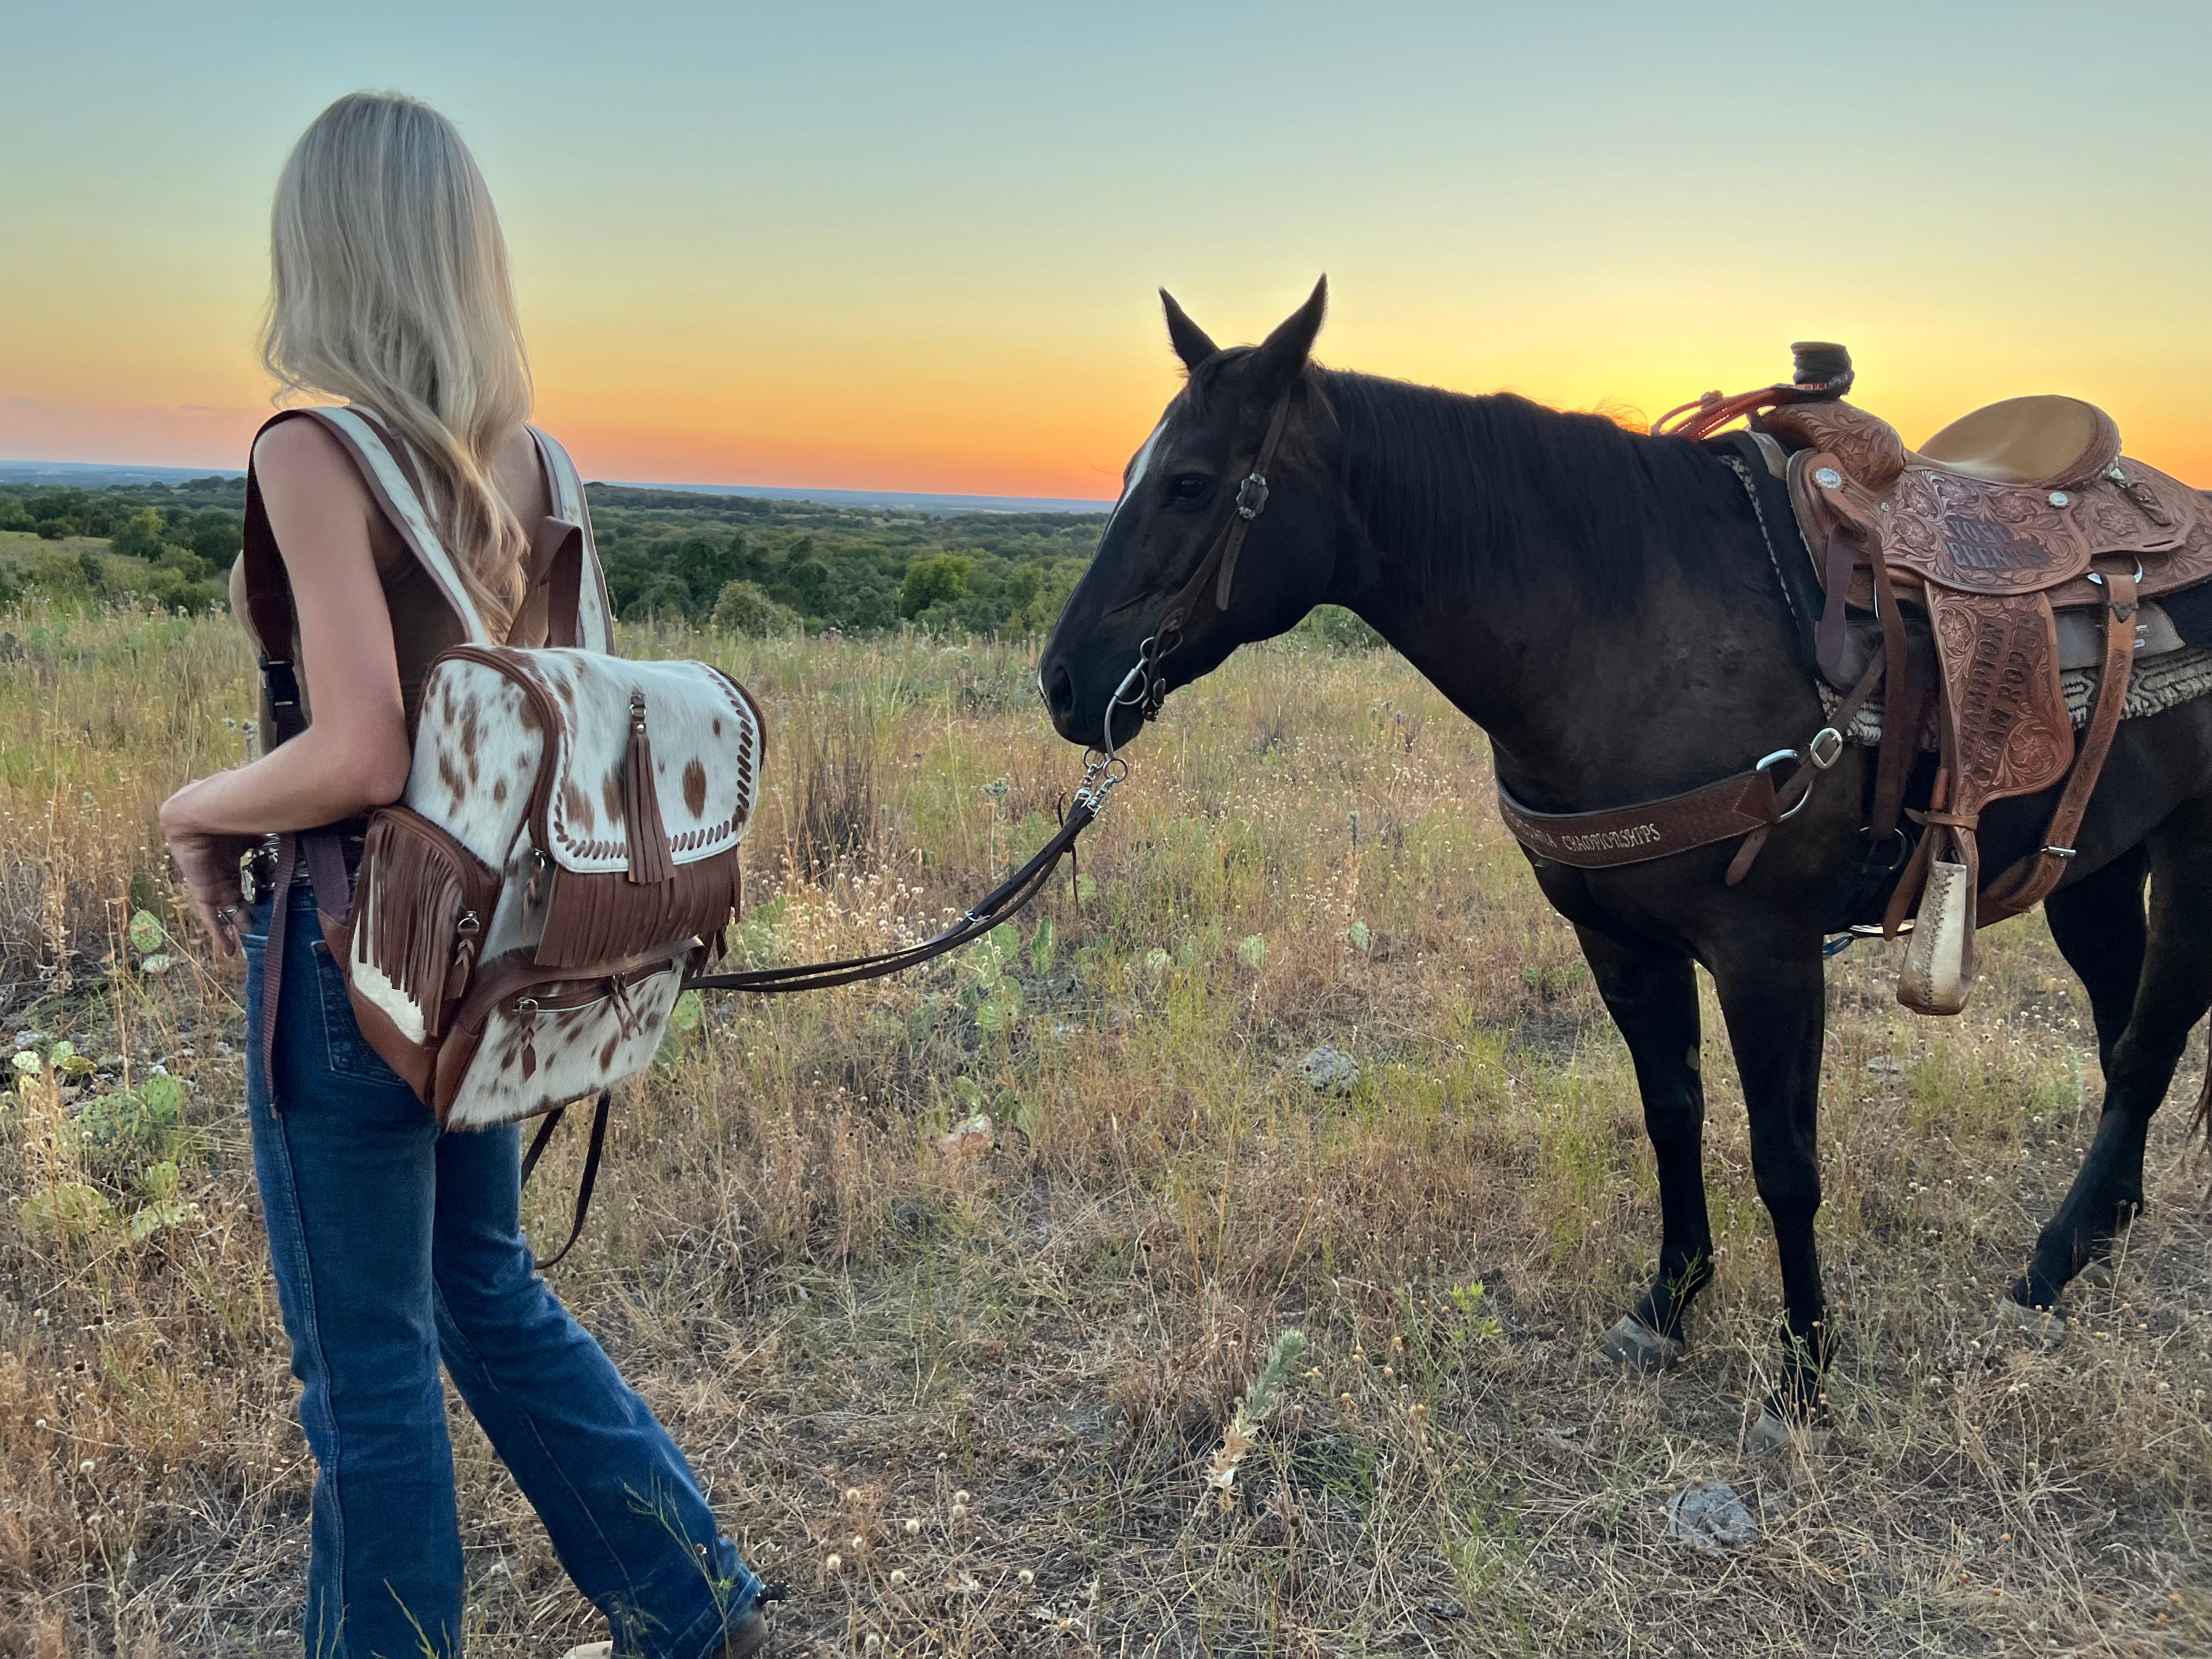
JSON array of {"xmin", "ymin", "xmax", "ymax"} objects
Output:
[{"xmin": 158, "ymin": 93, "xmax": 772, "ymax": 1659}]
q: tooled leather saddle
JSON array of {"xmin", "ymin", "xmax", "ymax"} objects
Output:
[{"xmin": 1721, "ymin": 352, "xmax": 2212, "ymax": 1013}]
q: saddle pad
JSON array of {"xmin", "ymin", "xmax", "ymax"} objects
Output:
[{"xmin": 1821, "ymin": 643, "xmax": 2212, "ymax": 748}]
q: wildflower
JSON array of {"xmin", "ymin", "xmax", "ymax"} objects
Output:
[
  {"xmin": 952, "ymin": 1489, "xmax": 970, "ymax": 1505},
  {"xmin": 825, "ymin": 1554, "xmax": 842, "ymax": 1573},
  {"xmin": 1018, "ymin": 1569, "xmax": 1035, "ymax": 1587},
  {"xmin": 904, "ymin": 1517, "xmax": 921, "ymax": 1534}
]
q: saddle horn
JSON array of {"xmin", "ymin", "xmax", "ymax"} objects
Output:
[{"xmin": 1789, "ymin": 341, "xmax": 1854, "ymax": 398}]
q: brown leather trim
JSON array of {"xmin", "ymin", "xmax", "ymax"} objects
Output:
[{"xmin": 1495, "ymin": 768, "xmax": 1784, "ymax": 870}]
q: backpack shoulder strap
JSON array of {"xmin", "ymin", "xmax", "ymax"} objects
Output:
[
  {"xmin": 238, "ymin": 406, "xmax": 493, "ymax": 672},
  {"xmin": 317, "ymin": 408, "xmax": 493, "ymax": 644},
  {"xmin": 527, "ymin": 427, "xmax": 616, "ymax": 653}
]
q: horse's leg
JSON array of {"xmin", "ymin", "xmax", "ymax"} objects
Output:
[
  {"xmin": 2013, "ymin": 803, "xmax": 2212, "ymax": 1313},
  {"xmin": 2043, "ymin": 841, "xmax": 2149, "ymax": 1076},
  {"xmin": 1709, "ymin": 941, "xmax": 1831, "ymax": 1440},
  {"xmin": 1578, "ymin": 929, "xmax": 1713, "ymax": 1370}
]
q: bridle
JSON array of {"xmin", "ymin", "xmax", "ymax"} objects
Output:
[
  {"xmin": 1096, "ymin": 378, "xmax": 1301, "ymax": 762},
  {"xmin": 679, "ymin": 380, "xmax": 1297, "ymax": 995}
]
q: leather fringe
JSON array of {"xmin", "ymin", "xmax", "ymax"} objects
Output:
[
  {"xmin": 623, "ymin": 694, "xmax": 675, "ymax": 885},
  {"xmin": 534, "ymin": 849, "xmax": 742, "ymax": 969},
  {"xmin": 354, "ymin": 815, "xmax": 473, "ymax": 1036}
]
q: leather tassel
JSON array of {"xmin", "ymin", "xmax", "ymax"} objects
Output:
[
  {"xmin": 624, "ymin": 691, "xmax": 675, "ymax": 886},
  {"xmin": 534, "ymin": 848, "xmax": 743, "ymax": 969}
]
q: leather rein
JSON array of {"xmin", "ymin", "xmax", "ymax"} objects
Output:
[{"xmin": 684, "ymin": 755, "xmax": 1116, "ymax": 996}]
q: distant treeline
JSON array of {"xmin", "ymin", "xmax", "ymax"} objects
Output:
[
  {"xmin": 584, "ymin": 486, "xmax": 1099, "ymax": 636},
  {"xmin": 0, "ymin": 474, "xmax": 1384, "ymax": 647},
  {"xmin": 0, "ymin": 474, "xmax": 1101, "ymax": 636},
  {"xmin": 0, "ymin": 475, "xmax": 242, "ymax": 614}
]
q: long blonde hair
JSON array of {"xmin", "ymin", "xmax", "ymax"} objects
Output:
[{"xmin": 262, "ymin": 92, "xmax": 532, "ymax": 630}]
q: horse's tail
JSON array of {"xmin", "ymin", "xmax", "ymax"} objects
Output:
[{"xmin": 2194, "ymin": 1034, "xmax": 2212, "ymax": 1142}]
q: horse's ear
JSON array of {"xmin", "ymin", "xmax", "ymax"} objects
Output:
[
  {"xmin": 1161, "ymin": 289, "xmax": 1218, "ymax": 373},
  {"xmin": 1248, "ymin": 275, "xmax": 1328, "ymax": 396}
]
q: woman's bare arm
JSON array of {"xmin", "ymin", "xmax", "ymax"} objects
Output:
[{"xmin": 159, "ymin": 416, "xmax": 414, "ymax": 947}]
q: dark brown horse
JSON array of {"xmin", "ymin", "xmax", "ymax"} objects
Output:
[{"xmin": 1037, "ymin": 279, "xmax": 2212, "ymax": 1442}]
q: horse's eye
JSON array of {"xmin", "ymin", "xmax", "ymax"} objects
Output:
[{"xmin": 1169, "ymin": 474, "xmax": 1211, "ymax": 502}]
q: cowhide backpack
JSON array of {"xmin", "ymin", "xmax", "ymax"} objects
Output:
[{"xmin": 241, "ymin": 407, "xmax": 763, "ymax": 1259}]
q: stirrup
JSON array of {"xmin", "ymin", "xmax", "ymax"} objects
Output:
[{"xmin": 1899, "ymin": 857, "xmax": 1974, "ymax": 1014}]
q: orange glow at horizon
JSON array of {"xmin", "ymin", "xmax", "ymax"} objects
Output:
[{"xmin": 9, "ymin": 8, "xmax": 2212, "ymax": 498}]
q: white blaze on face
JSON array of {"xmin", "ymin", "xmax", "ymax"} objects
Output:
[{"xmin": 1105, "ymin": 417, "xmax": 1167, "ymax": 535}]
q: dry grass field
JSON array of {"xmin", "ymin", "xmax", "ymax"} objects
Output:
[{"xmin": 2, "ymin": 604, "xmax": 2208, "ymax": 1658}]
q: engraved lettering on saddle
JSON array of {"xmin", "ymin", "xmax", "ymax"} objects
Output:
[
  {"xmin": 1748, "ymin": 354, "xmax": 2211, "ymax": 1015},
  {"xmin": 1943, "ymin": 514, "xmax": 2051, "ymax": 574}
]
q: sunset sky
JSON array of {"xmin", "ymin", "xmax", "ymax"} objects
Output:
[{"xmin": 8, "ymin": 3, "xmax": 2212, "ymax": 500}]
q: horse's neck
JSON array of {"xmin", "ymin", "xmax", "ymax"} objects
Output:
[{"xmin": 1340, "ymin": 431, "xmax": 1809, "ymax": 808}]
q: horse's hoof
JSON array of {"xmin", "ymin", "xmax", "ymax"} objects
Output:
[
  {"xmin": 1599, "ymin": 1313, "xmax": 1685, "ymax": 1373},
  {"xmin": 1999, "ymin": 1297, "xmax": 2068, "ymax": 1350},
  {"xmin": 1743, "ymin": 1404, "xmax": 1824, "ymax": 1458}
]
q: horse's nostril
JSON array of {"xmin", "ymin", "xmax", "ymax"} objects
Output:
[{"xmin": 1044, "ymin": 661, "xmax": 1075, "ymax": 721}]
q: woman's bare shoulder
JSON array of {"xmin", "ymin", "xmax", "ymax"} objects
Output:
[
  {"xmin": 252, "ymin": 412, "xmax": 365, "ymax": 495},
  {"xmin": 493, "ymin": 424, "xmax": 554, "ymax": 522},
  {"xmin": 250, "ymin": 413, "xmax": 392, "ymax": 577}
]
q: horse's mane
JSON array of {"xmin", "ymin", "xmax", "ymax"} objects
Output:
[{"xmin": 1315, "ymin": 368, "xmax": 1739, "ymax": 606}]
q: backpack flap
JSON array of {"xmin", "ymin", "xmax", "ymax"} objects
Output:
[{"xmin": 507, "ymin": 648, "xmax": 765, "ymax": 968}]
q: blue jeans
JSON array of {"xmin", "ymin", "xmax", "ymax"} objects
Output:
[{"xmin": 242, "ymin": 887, "xmax": 761, "ymax": 1658}]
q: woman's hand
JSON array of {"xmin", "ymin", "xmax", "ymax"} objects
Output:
[{"xmin": 160, "ymin": 781, "xmax": 253, "ymax": 956}]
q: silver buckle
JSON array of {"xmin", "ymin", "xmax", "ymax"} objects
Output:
[
  {"xmin": 1808, "ymin": 726, "xmax": 1845, "ymax": 769},
  {"xmin": 1234, "ymin": 472, "xmax": 1269, "ymax": 520}
]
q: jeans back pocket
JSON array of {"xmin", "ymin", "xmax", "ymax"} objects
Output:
[{"xmin": 311, "ymin": 938, "xmax": 412, "ymax": 1090}]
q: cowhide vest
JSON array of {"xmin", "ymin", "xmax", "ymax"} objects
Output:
[{"xmin": 243, "ymin": 408, "xmax": 763, "ymax": 1131}]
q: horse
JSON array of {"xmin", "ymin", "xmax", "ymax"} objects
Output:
[{"xmin": 1036, "ymin": 278, "xmax": 2212, "ymax": 1444}]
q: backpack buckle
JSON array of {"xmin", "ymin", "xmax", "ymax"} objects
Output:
[{"xmin": 261, "ymin": 655, "xmax": 300, "ymax": 709}]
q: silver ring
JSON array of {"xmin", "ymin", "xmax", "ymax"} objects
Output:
[
  {"xmin": 215, "ymin": 906, "xmax": 239, "ymax": 923},
  {"xmin": 1756, "ymin": 749, "xmax": 1815, "ymax": 822}
]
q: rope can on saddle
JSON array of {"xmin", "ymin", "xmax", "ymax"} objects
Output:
[{"xmin": 1496, "ymin": 345, "xmax": 2212, "ymax": 1015}]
